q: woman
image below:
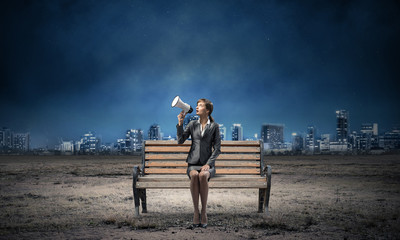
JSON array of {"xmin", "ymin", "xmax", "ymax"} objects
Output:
[{"xmin": 176, "ymin": 98, "xmax": 221, "ymax": 228}]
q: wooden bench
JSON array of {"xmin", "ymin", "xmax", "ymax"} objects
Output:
[{"xmin": 132, "ymin": 140, "xmax": 271, "ymax": 216}]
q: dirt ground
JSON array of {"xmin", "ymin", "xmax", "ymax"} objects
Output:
[{"xmin": 0, "ymin": 154, "xmax": 399, "ymax": 239}]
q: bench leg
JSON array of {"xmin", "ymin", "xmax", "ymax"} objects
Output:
[
  {"xmin": 133, "ymin": 188, "xmax": 140, "ymax": 216},
  {"xmin": 132, "ymin": 166, "xmax": 140, "ymax": 217},
  {"xmin": 259, "ymin": 165, "xmax": 272, "ymax": 215},
  {"xmin": 258, "ymin": 189, "xmax": 266, "ymax": 213},
  {"xmin": 139, "ymin": 189, "xmax": 147, "ymax": 213}
]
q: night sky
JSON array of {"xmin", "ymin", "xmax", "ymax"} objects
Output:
[{"xmin": 1, "ymin": 0, "xmax": 399, "ymax": 148}]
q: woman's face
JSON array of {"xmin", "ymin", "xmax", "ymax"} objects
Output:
[{"xmin": 196, "ymin": 101, "xmax": 208, "ymax": 116}]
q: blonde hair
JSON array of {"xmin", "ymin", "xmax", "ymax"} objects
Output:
[{"xmin": 197, "ymin": 98, "xmax": 214, "ymax": 122}]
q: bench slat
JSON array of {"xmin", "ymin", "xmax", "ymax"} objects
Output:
[
  {"xmin": 145, "ymin": 146, "xmax": 260, "ymax": 153},
  {"xmin": 145, "ymin": 140, "xmax": 260, "ymax": 146},
  {"xmin": 144, "ymin": 168, "xmax": 260, "ymax": 174},
  {"xmin": 146, "ymin": 154, "xmax": 260, "ymax": 160},
  {"xmin": 136, "ymin": 181, "xmax": 268, "ymax": 188},
  {"xmin": 138, "ymin": 174, "xmax": 266, "ymax": 182},
  {"xmin": 145, "ymin": 161, "xmax": 260, "ymax": 168}
]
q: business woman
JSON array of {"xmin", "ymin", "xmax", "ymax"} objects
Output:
[{"xmin": 176, "ymin": 98, "xmax": 221, "ymax": 228}]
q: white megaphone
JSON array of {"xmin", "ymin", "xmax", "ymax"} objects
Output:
[{"xmin": 171, "ymin": 96, "xmax": 193, "ymax": 113}]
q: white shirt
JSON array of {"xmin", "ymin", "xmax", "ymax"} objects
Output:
[{"xmin": 198, "ymin": 118, "xmax": 211, "ymax": 137}]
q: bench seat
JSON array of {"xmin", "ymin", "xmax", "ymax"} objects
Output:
[{"xmin": 136, "ymin": 174, "xmax": 269, "ymax": 188}]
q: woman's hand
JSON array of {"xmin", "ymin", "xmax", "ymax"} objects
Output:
[
  {"xmin": 201, "ymin": 164, "xmax": 210, "ymax": 172},
  {"xmin": 177, "ymin": 110, "xmax": 186, "ymax": 126}
]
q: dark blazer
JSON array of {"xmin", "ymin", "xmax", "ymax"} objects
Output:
[{"xmin": 176, "ymin": 120, "xmax": 221, "ymax": 167}]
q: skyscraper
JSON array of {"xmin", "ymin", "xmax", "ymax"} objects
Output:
[
  {"xmin": 383, "ymin": 126, "xmax": 400, "ymax": 149},
  {"xmin": 320, "ymin": 134, "xmax": 331, "ymax": 153},
  {"xmin": 126, "ymin": 129, "xmax": 143, "ymax": 152},
  {"xmin": 13, "ymin": 132, "xmax": 30, "ymax": 153},
  {"xmin": 361, "ymin": 123, "xmax": 378, "ymax": 136},
  {"xmin": 336, "ymin": 110, "xmax": 349, "ymax": 143},
  {"xmin": 0, "ymin": 129, "xmax": 4, "ymax": 151},
  {"xmin": 80, "ymin": 132, "xmax": 100, "ymax": 154},
  {"xmin": 291, "ymin": 133, "xmax": 304, "ymax": 154},
  {"xmin": 330, "ymin": 110, "xmax": 349, "ymax": 152},
  {"xmin": 261, "ymin": 124, "xmax": 284, "ymax": 149},
  {"xmin": 305, "ymin": 126, "xmax": 316, "ymax": 154},
  {"xmin": 219, "ymin": 124, "xmax": 226, "ymax": 141},
  {"xmin": 372, "ymin": 123, "xmax": 378, "ymax": 136},
  {"xmin": 231, "ymin": 124, "xmax": 243, "ymax": 141},
  {"xmin": 148, "ymin": 124, "xmax": 162, "ymax": 140},
  {"xmin": 361, "ymin": 123, "xmax": 373, "ymax": 135},
  {"xmin": 59, "ymin": 140, "xmax": 74, "ymax": 155},
  {"xmin": 0, "ymin": 127, "xmax": 13, "ymax": 153},
  {"xmin": 114, "ymin": 139, "xmax": 126, "ymax": 154}
]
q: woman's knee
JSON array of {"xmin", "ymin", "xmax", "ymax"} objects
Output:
[
  {"xmin": 199, "ymin": 171, "xmax": 210, "ymax": 182},
  {"xmin": 190, "ymin": 170, "xmax": 199, "ymax": 180}
]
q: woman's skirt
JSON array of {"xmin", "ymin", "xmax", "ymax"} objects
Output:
[{"xmin": 186, "ymin": 164, "xmax": 215, "ymax": 181}]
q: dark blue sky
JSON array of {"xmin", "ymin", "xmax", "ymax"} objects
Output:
[{"xmin": 1, "ymin": 0, "xmax": 399, "ymax": 147}]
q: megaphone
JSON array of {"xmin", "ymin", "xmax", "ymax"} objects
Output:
[{"xmin": 171, "ymin": 96, "xmax": 193, "ymax": 113}]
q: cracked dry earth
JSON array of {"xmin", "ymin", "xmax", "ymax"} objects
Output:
[{"xmin": 1, "ymin": 154, "xmax": 399, "ymax": 239}]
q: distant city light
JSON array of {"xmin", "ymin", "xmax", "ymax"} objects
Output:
[{"xmin": 1, "ymin": 110, "xmax": 399, "ymax": 155}]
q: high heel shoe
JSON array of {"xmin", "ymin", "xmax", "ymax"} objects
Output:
[
  {"xmin": 200, "ymin": 212, "xmax": 207, "ymax": 228},
  {"xmin": 187, "ymin": 223, "xmax": 200, "ymax": 229},
  {"xmin": 191, "ymin": 211, "xmax": 200, "ymax": 228}
]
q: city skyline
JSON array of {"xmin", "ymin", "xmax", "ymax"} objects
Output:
[
  {"xmin": 2, "ymin": 102, "xmax": 399, "ymax": 148},
  {"xmin": 2, "ymin": 107, "xmax": 399, "ymax": 148},
  {"xmin": 1, "ymin": 1, "xmax": 399, "ymax": 148},
  {"xmin": 2, "ymin": 107, "xmax": 400, "ymax": 154}
]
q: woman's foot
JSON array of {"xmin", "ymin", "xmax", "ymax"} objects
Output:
[
  {"xmin": 193, "ymin": 210, "xmax": 200, "ymax": 225},
  {"xmin": 201, "ymin": 210, "xmax": 207, "ymax": 226},
  {"xmin": 200, "ymin": 223, "xmax": 207, "ymax": 228}
]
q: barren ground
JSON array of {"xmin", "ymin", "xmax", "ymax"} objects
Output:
[{"xmin": 0, "ymin": 154, "xmax": 399, "ymax": 239}]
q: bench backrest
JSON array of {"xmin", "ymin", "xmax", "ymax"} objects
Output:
[{"xmin": 141, "ymin": 140, "xmax": 264, "ymax": 176}]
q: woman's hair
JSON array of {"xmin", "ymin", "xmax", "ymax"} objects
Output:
[{"xmin": 197, "ymin": 98, "xmax": 214, "ymax": 122}]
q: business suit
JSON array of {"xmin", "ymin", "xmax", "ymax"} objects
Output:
[{"xmin": 176, "ymin": 119, "xmax": 221, "ymax": 179}]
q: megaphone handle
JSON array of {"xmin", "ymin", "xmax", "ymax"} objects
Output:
[{"xmin": 178, "ymin": 111, "xmax": 186, "ymax": 126}]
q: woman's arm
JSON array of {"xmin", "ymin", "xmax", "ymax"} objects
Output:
[
  {"xmin": 176, "ymin": 111, "xmax": 192, "ymax": 144},
  {"xmin": 205, "ymin": 124, "xmax": 221, "ymax": 167}
]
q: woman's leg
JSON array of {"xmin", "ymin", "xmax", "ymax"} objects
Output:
[
  {"xmin": 199, "ymin": 171, "xmax": 210, "ymax": 225},
  {"xmin": 189, "ymin": 170, "xmax": 200, "ymax": 224}
]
